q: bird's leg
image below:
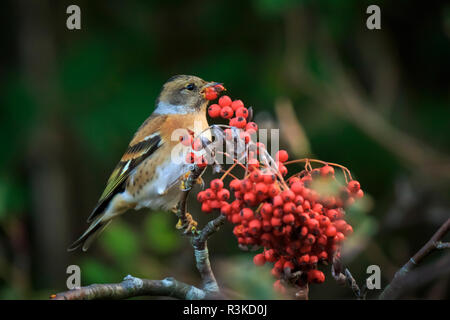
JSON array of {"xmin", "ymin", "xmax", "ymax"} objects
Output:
[
  {"xmin": 175, "ymin": 212, "xmax": 198, "ymax": 234},
  {"xmin": 174, "ymin": 206, "xmax": 198, "ymax": 234}
]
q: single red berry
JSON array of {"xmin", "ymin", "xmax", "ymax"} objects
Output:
[
  {"xmin": 344, "ymin": 224, "xmax": 353, "ymax": 236},
  {"xmin": 263, "ymin": 174, "xmax": 276, "ymax": 184},
  {"xmin": 297, "ymin": 254, "xmax": 310, "ymax": 264},
  {"xmin": 210, "ymin": 179, "xmax": 224, "ymax": 191},
  {"xmin": 208, "ymin": 104, "xmax": 221, "ymax": 117},
  {"xmin": 197, "ymin": 191, "xmax": 206, "ymax": 202},
  {"xmin": 271, "ymin": 217, "xmax": 282, "ymax": 227},
  {"xmin": 320, "ymin": 165, "xmax": 335, "ymax": 177},
  {"xmin": 319, "ymin": 216, "xmax": 331, "ymax": 227},
  {"xmin": 279, "ymin": 164, "xmax": 288, "ymax": 176},
  {"xmin": 255, "ymin": 183, "xmax": 268, "ymax": 196},
  {"xmin": 317, "ymin": 235, "xmax": 328, "ymax": 246},
  {"xmin": 282, "ymin": 214, "xmax": 295, "ymax": 225},
  {"xmin": 354, "ymin": 189, "xmax": 364, "ymax": 199},
  {"xmin": 241, "ymin": 208, "xmax": 254, "ymax": 220},
  {"xmin": 306, "ymin": 233, "xmax": 316, "ymax": 245},
  {"xmin": 249, "ymin": 219, "xmax": 261, "ymax": 233},
  {"xmin": 318, "ymin": 251, "xmax": 328, "ymax": 260},
  {"xmin": 283, "ymin": 202, "xmax": 296, "ymax": 214},
  {"xmin": 325, "ymin": 225, "xmax": 337, "ymax": 237},
  {"xmin": 220, "ymin": 203, "xmax": 231, "ymax": 215},
  {"xmin": 250, "ymin": 169, "xmax": 262, "ymax": 183},
  {"xmin": 241, "ymin": 179, "xmax": 253, "ymax": 192},
  {"xmin": 290, "ymin": 182, "xmax": 303, "ymax": 195},
  {"xmin": 210, "ymin": 200, "xmax": 221, "ymax": 209},
  {"xmin": 217, "ymin": 188, "xmax": 230, "ymax": 201},
  {"xmin": 300, "ymin": 226, "xmax": 308, "ymax": 236},
  {"xmin": 204, "ymin": 88, "xmax": 218, "ymax": 100},
  {"xmin": 273, "ymin": 195, "xmax": 284, "ymax": 207},
  {"xmin": 203, "ymin": 188, "xmax": 215, "ymax": 200},
  {"xmin": 243, "ymin": 192, "xmax": 256, "ymax": 205},
  {"xmin": 231, "ymin": 213, "xmax": 241, "ymax": 224},
  {"xmin": 347, "ymin": 180, "xmax": 361, "ymax": 193},
  {"xmin": 218, "ymin": 95, "xmax": 232, "ymax": 107},
  {"xmin": 294, "ymin": 195, "xmax": 304, "ymax": 206},
  {"xmin": 231, "ymin": 200, "xmax": 241, "ymax": 212},
  {"xmin": 273, "ymin": 208, "xmax": 283, "ymax": 218},
  {"xmin": 229, "ymin": 179, "xmax": 242, "ymax": 192},
  {"xmin": 220, "ymin": 106, "xmax": 234, "ymax": 119},
  {"xmin": 201, "ymin": 202, "xmax": 212, "ymax": 213},
  {"xmin": 275, "ymin": 150, "xmax": 289, "ymax": 163},
  {"xmin": 231, "ymin": 99, "xmax": 244, "ymax": 111},
  {"xmin": 235, "ymin": 107, "xmax": 249, "ymax": 119},
  {"xmin": 307, "ymin": 270, "xmax": 325, "ymax": 284},
  {"xmin": 307, "ymin": 218, "xmax": 319, "ymax": 230},
  {"xmin": 253, "ymin": 253, "xmax": 266, "ymax": 266},
  {"xmin": 261, "ymin": 203, "xmax": 273, "ymax": 216},
  {"xmin": 334, "ymin": 232, "xmax": 345, "ymax": 242},
  {"xmin": 309, "ymin": 255, "xmax": 318, "ymax": 264},
  {"xmin": 267, "ymin": 184, "xmax": 280, "ymax": 197},
  {"xmin": 234, "ymin": 117, "xmax": 247, "ymax": 128},
  {"xmin": 281, "ymin": 190, "xmax": 295, "ymax": 202}
]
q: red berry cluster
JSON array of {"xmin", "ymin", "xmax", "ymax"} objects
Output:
[
  {"xmin": 197, "ymin": 89, "xmax": 363, "ymax": 292},
  {"xmin": 207, "ymin": 95, "xmax": 258, "ymax": 133}
]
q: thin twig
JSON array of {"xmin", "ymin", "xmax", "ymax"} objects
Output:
[
  {"xmin": 379, "ymin": 218, "xmax": 450, "ymax": 299},
  {"xmin": 331, "ymin": 256, "xmax": 366, "ymax": 299}
]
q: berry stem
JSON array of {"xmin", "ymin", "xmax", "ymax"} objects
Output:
[{"xmin": 283, "ymin": 158, "xmax": 353, "ymax": 181}]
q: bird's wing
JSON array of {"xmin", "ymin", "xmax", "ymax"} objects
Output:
[{"xmin": 87, "ymin": 114, "xmax": 167, "ymax": 223}]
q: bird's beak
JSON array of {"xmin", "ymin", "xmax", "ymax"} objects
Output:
[{"xmin": 201, "ymin": 82, "xmax": 226, "ymax": 98}]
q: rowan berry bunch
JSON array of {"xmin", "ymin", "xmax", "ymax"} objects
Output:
[{"xmin": 194, "ymin": 88, "xmax": 364, "ymax": 293}]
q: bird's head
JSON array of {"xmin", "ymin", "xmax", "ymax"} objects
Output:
[{"xmin": 155, "ymin": 75, "xmax": 224, "ymax": 114}]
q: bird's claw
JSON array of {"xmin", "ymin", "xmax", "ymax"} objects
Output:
[
  {"xmin": 176, "ymin": 212, "xmax": 198, "ymax": 235},
  {"xmin": 180, "ymin": 172, "xmax": 192, "ymax": 191},
  {"xmin": 180, "ymin": 172, "xmax": 204, "ymax": 191},
  {"xmin": 196, "ymin": 177, "xmax": 204, "ymax": 188}
]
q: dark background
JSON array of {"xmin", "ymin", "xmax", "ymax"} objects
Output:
[{"xmin": 0, "ymin": 0, "xmax": 449, "ymax": 299}]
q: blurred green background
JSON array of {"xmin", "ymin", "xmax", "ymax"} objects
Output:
[{"xmin": 0, "ymin": 0, "xmax": 449, "ymax": 299}]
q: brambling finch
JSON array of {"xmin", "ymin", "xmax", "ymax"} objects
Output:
[{"xmin": 69, "ymin": 75, "xmax": 224, "ymax": 251}]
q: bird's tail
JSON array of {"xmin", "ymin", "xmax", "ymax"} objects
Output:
[{"xmin": 68, "ymin": 217, "xmax": 112, "ymax": 252}]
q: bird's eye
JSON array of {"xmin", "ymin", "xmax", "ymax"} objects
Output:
[{"xmin": 186, "ymin": 83, "xmax": 196, "ymax": 91}]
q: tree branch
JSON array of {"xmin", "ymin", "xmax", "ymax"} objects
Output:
[
  {"xmin": 331, "ymin": 256, "xmax": 367, "ymax": 299},
  {"xmin": 52, "ymin": 275, "xmax": 207, "ymax": 300},
  {"xmin": 53, "ymin": 165, "xmax": 226, "ymax": 300},
  {"xmin": 379, "ymin": 218, "xmax": 450, "ymax": 299}
]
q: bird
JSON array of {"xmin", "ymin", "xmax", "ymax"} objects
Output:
[{"xmin": 68, "ymin": 75, "xmax": 224, "ymax": 251}]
